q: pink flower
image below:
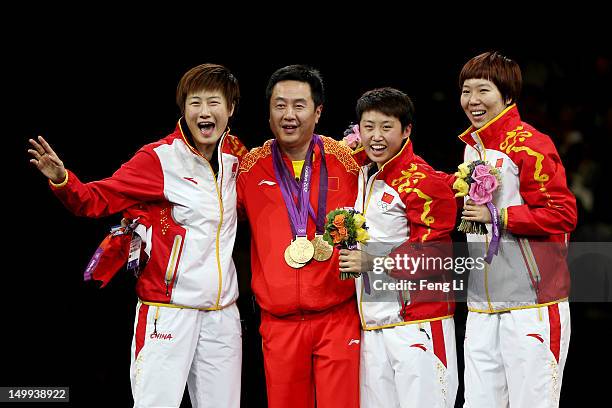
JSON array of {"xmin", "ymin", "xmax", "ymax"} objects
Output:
[
  {"xmin": 343, "ymin": 124, "xmax": 361, "ymax": 149},
  {"xmin": 468, "ymin": 165, "xmax": 498, "ymax": 205},
  {"xmin": 471, "ymin": 165, "xmax": 498, "ymax": 194},
  {"xmin": 471, "ymin": 165, "xmax": 489, "ymax": 181},
  {"xmin": 469, "ymin": 182, "xmax": 493, "ymax": 205}
]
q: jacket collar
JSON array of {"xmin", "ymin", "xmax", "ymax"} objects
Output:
[
  {"xmin": 458, "ymin": 104, "xmax": 521, "ymax": 148},
  {"xmin": 278, "ymin": 135, "xmax": 322, "ymax": 169},
  {"xmin": 175, "ymin": 118, "xmax": 229, "ymax": 160},
  {"xmin": 371, "ymin": 138, "xmax": 415, "ymax": 176}
]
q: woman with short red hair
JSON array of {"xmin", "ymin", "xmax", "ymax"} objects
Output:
[{"xmin": 456, "ymin": 52, "xmax": 577, "ymax": 407}]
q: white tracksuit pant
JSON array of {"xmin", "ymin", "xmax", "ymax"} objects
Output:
[
  {"xmin": 130, "ymin": 302, "xmax": 242, "ymax": 408},
  {"xmin": 360, "ymin": 317, "xmax": 458, "ymax": 408},
  {"xmin": 463, "ymin": 301, "xmax": 570, "ymax": 408}
]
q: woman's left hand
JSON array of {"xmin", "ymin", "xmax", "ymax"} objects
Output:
[
  {"xmin": 462, "ymin": 199, "xmax": 492, "ymax": 223},
  {"xmin": 339, "ymin": 249, "xmax": 367, "ymax": 274}
]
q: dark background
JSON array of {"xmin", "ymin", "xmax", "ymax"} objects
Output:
[{"xmin": 7, "ymin": 25, "xmax": 611, "ymax": 407}]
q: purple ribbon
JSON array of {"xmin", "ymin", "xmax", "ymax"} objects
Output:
[
  {"xmin": 84, "ymin": 247, "xmax": 104, "ymax": 281},
  {"xmin": 362, "ymin": 272, "xmax": 371, "ymax": 294},
  {"xmin": 313, "ymin": 136, "xmax": 328, "ymax": 234},
  {"xmin": 272, "ymin": 135, "xmax": 328, "ymax": 238},
  {"xmin": 485, "ymin": 202, "xmax": 500, "ymax": 264},
  {"xmin": 282, "ymin": 137, "xmax": 328, "ymax": 234}
]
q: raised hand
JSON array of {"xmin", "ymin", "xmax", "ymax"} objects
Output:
[{"xmin": 28, "ymin": 136, "xmax": 67, "ymax": 184}]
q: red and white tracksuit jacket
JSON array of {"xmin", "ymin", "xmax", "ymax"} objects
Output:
[
  {"xmin": 51, "ymin": 121, "xmax": 248, "ymax": 310},
  {"xmin": 354, "ymin": 140, "xmax": 459, "ymax": 408},
  {"xmin": 457, "ymin": 104, "xmax": 577, "ymax": 313},
  {"xmin": 354, "ymin": 140, "xmax": 457, "ymax": 330}
]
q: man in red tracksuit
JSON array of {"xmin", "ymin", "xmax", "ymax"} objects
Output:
[{"xmin": 237, "ymin": 65, "xmax": 361, "ymax": 408}]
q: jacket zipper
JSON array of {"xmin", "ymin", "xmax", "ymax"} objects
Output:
[
  {"xmin": 357, "ymin": 168, "xmax": 369, "ymax": 328},
  {"xmin": 471, "ymin": 134, "xmax": 494, "ymax": 312},
  {"xmin": 297, "ymin": 267, "xmax": 302, "ymax": 318},
  {"xmin": 360, "ymin": 166, "xmax": 380, "ymax": 326},
  {"xmin": 202, "ymin": 136, "xmax": 225, "ymax": 308},
  {"xmin": 177, "ymin": 122, "xmax": 226, "ymax": 309}
]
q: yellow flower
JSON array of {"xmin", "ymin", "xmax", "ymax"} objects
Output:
[
  {"xmin": 455, "ymin": 162, "xmax": 470, "ymax": 179},
  {"xmin": 356, "ymin": 228, "xmax": 370, "ymax": 243},
  {"xmin": 453, "ymin": 177, "xmax": 469, "ymax": 197},
  {"xmin": 353, "ymin": 214, "xmax": 366, "ymax": 229}
]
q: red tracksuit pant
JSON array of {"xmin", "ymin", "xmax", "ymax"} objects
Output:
[{"xmin": 260, "ymin": 299, "xmax": 361, "ymax": 408}]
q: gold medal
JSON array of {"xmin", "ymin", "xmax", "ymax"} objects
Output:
[
  {"xmin": 289, "ymin": 236, "xmax": 315, "ymax": 264},
  {"xmin": 311, "ymin": 234, "xmax": 333, "ymax": 262},
  {"xmin": 284, "ymin": 245, "xmax": 305, "ymax": 268}
]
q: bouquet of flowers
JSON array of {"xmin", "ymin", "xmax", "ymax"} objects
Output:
[
  {"xmin": 453, "ymin": 160, "xmax": 501, "ymax": 234},
  {"xmin": 323, "ymin": 208, "xmax": 370, "ymax": 280},
  {"xmin": 341, "ymin": 123, "xmax": 362, "ymax": 149}
]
